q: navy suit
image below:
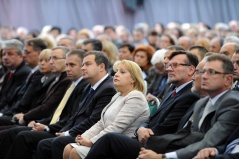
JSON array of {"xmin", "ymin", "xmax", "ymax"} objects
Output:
[
  {"xmin": 35, "ymin": 75, "xmax": 116, "ymax": 159},
  {"xmin": 84, "ymin": 82, "xmax": 200, "ymax": 159}
]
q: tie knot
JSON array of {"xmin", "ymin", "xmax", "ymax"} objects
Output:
[
  {"xmin": 89, "ymin": 88, "xmax": 95, "ymax": 95},
  {"xmin": 171, "ymin": 89, "xmax": 176, "ymax": 98}
]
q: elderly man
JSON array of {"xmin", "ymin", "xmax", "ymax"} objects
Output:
[
  {"xmin": 0, "ymin": 39, "xmax": 31, "ymax": 116},
  {"xmin": 138, "ymin": 54, "xmax": 239, "ymax": 159},
  {"xmin": 83, "ymin": 51, "xmax": 200, "ymax": 159}
]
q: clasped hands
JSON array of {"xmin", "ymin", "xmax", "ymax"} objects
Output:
[{"xmin": 75, "ymin": 135, "xmax": 93, "ymax": 147}]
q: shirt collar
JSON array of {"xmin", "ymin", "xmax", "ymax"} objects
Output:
[
  {"xmin": 73, "ymin": 77, "xmax": 83, "ymax": 87},
  {"xmin": 91, "ymin": 74, "xmax": 109, "ymax": 90},
  {"xmin": 210, "ymin": 89, "xmax": 229, "ymax": 105},
  {"xmin": 175, "ymin": 80, "xmax": 193, "ymax": 93}
]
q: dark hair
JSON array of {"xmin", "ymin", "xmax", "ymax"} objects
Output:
[
  {"xmin": 66, "ymin": 49, "xmax": 85, "ymax": 63},
  {"xmin": 167, "ymin": 45, "xmax": 185, "ymax": 51},
  {"xmin": 82, "ymin": 39, "xmax": 102, "ymax": 51},
  {"xmin": 50, "ymin": 26, "xmax": 62, "ymax": 34},
  {"xmin": 189, "ymin": 46, "xmax": 208, "ymax": 60},
  {"xmin": 148, "ymin": 30, "xmax": 158, "ymax": 36},
  {"xmin": 104, "ymin": 26, "xmax": 116, "ymax": 32},
  {"xmin": 84, "ymin": 51, "xmax": 109, "ymax": 72},
  {"xmin": 169, "ymin": 51, "xmax": 199, "ymax": 68},
  {"xmin": 24, "ymin": 38, "xmax": 47, "ymax": 51},
  {"xmin": 206, "ymin": 54, "xmax": 233, "ymax": 74},
  {"xmin": 119, "ymin": 44, "xmax": 135, "ymax": 53}
]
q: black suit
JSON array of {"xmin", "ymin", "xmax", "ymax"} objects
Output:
[
  {"xmin": 3, "ymin": 78, "xmax": 89, "ymax": 159},
  {"xmin": 0, "ymin": 61, "xmax": 31, "ymax": 111},
  {"xmin": 23, "ymin": 71, "xmax": 71, "ymax": 122},
  {"xmin": 84, "ymin": 82, "xmax": 200, "ymax": 159},
  {"xmin": 35, "ymin": 75, "xmax": 116, "ymax": 159},
  {"xmin": 0, "ymin": 69, "xmax": 44, "ymax": 126}
]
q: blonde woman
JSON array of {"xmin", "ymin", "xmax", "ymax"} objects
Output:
[{"xmin": 63, "ymin": 60, "xmax": 149, "ymax": 159}]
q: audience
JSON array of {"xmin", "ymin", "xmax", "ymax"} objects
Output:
[{"xmin": 1, "ymin": 20, "xmax": 239, "ymax": 159}]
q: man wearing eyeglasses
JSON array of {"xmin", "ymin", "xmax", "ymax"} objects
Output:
[
  {"xmin": 82, "ymin": 51, "xmax": 200, "ymax": 159},
  {"xmin": 137, "ymin": 54, "xmax": 239, "ymax": 159}
]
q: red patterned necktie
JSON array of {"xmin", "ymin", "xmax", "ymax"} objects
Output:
[
  {"xmin": 171, "ymin": 89, "xmax": 176, "ymax": 98},
  {"xmin": 7, "ymin": 72, "xmax": 13, "ymax": 81}
]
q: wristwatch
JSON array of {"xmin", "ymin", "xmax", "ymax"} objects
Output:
[{"xmin": 162, "ymin": 154, "xmax": 167, "ymax": 159}]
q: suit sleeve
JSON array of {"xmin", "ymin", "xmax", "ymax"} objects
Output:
[
  {"xmin": 176, "ymin": 100, "xmax": 239, "ymax": 159},
  {"xmin": 11, "ymin": 71, "xmax": 43, "ymax": 113},
  {"xmin": 23, "ymin": 79, "xmax": 71, "ymax": 122},
  {"xmin": 69, "ymin": 87, "xmax": 116, "ymax": 137}
]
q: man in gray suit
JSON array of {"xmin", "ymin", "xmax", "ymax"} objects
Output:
[{"xmin": 137, "ymin": 54, "xmax": 239, "ymax": 159}]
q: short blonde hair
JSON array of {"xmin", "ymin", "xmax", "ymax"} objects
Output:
[
  {"xmin": 113, "ymin": 60, "xmax": 145, "ymax": 93},
  {"xmin": 39, "ymin": 49, "xmax": 51, "ymax": 60}
]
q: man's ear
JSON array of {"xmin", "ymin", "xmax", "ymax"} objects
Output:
[
  {"xmin": 99, "ymin": 63, "xmax": 106, "ymax": 72},
  {"xmin": 188, "ymin": 65, "xmax": 196, "ymax": 76}
]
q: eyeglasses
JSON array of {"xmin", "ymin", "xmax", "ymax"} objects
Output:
[
  {"xmin": 165, "ymin": 62, "xmax": 191, "ymax": 69},
  {"xmin": 49, "ymin": 56, "xmax": 65, "ymax": 61},
  {"xmin": 196, "ymin": 69, "xmax": 230, "ymax": 75}
]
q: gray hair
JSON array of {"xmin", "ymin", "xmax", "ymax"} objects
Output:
[
  {"xmin": 2, "ymin": 39, "xmax": 24, "ymax": 54},
  {"xmin": 151, "ymin": 49, "xmax": 167, "ymax": 65}
]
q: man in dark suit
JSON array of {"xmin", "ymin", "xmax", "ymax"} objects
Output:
[
  {"xmin": 35, "ymin": 51, "xmax": 116, "ymax": 159},
  {"xmin": 146, "ymin": 45, "xmax": 184, "ymax": 102},
  {"xmin": 0, "ymin": 39, "xmax": 31, "ymax": 116},
  {"xmin": 3, "ymin": 49, "xmax": 89, "ymax": 159},
  {"xmin": 137, "ymin": 54, "xmax": 239, "ymax": 159},
  {"xmin": 83, "ymin": 51, "xmax": 200, "ymax": 159},
  {"xmin": 0, "ymin": 38, "xmax": 47, "ymax": 126}
]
